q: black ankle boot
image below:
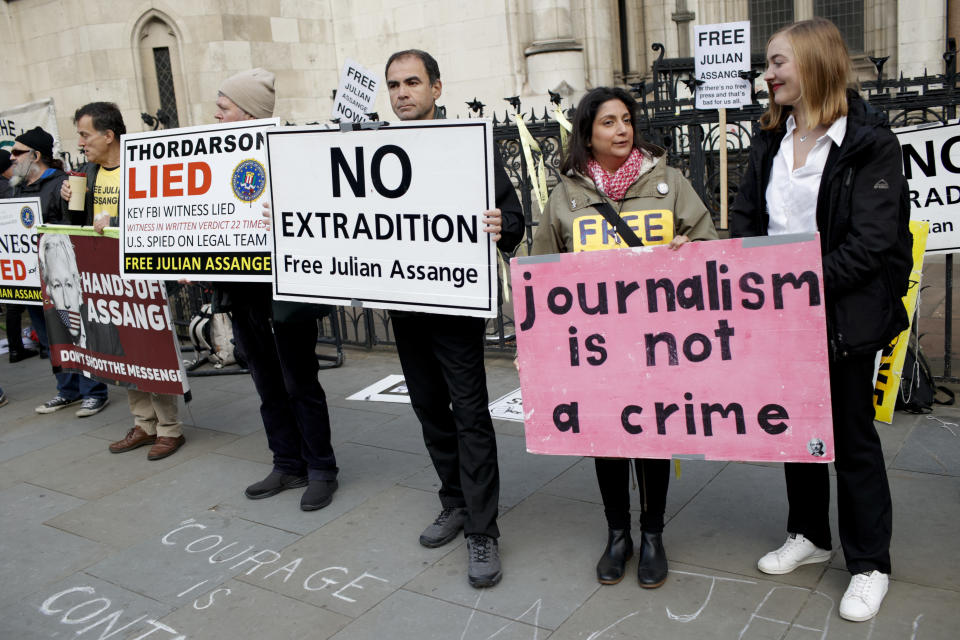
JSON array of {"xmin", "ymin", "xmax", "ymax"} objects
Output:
[
  {"xmin": 637, "ymin": 531, "xmax": 668, "ymax": 588},
  {"xmin": 597, "ymin": 528, "xmax": 634, "ymax": 584}
]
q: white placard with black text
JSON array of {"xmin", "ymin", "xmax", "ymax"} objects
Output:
[
  {"xmin": 896, "ymin": 119, "xmax": 960, "ymax": 254},
  {"xmin": 120, "ymin": 118, "xmax": 280, "ymax": 282},
  {"xmin": 0, "ymin": 197, "xmax": 43, "ymax": 305},
  {"xmin": 694, "ymin": 21, "xmax": 751, "ymax": 110},
  {"xmin": 332, "ymin": 58, "xmax": 380, "ymax": 123},
  {"xmin": 267, "ymin": 120, "xmax": 498, "ymax": 317}
]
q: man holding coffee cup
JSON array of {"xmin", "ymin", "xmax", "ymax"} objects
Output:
[{"xmin": 58, "ymin": 102, "xmax": 186, "ymax": 459}]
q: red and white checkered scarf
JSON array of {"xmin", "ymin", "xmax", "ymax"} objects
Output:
[{"xmin": 586, "ymin": 147, "xmax": 644, "ymax": 202}]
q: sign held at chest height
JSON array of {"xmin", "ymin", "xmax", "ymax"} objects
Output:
[
  {"xmin": 268, "ymin": 120, "xmax": 498, "ymax": 316},
  {"xmin": 120, "ymin": 118, "xmax": 280, "ymax": 281},
  {"xmin": 0, "ymin": 197, "xmax": 43, "ymax": 305},
  {"xmin": 513, "ymin": 235, "xmax": 834, "ymax": 462}
]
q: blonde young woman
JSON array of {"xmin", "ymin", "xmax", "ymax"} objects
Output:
[
  {"xmin": 731, "ymin": 18, "xmax": 911, "ymax": 622},
  {"xmin": 530, "ymin": 86, "xmax": 717, "ymax": 588}
]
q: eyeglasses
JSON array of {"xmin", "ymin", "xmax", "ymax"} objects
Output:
[{"xmin": 10, "ymin": 149, "xmax": 33, "ymax": 157}]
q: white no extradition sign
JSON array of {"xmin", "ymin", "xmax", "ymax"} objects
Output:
[
  {"xmin": 267, "ymin": 120, "xmax": 498, "ymax": 317},
  {"xmin": 119, "ymin": 118, "xmax": 279, "ymax": 282},
  {"xmin": 0, "ymin": 197, "xmax": 43, "ymax": 306},
  {"xmin": 332, "ymin": 58, "xmax": 380, "ymax": 123},
  {"xmin": 694, "ymin": 21, "xmax": 751, "ymax": 110},
  {"xmin": 897, "ymin": 119, "xmax": 960, "ymax": 254}
]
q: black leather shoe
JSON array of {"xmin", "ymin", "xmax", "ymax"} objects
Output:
[
  {"xmin": 9, "ymin": 348, "xmax": 38, "ymax": 363},
  {"xmin": 597, "ymin": 528, "xmax": 634, "ymax": 584},
  {"xmin": 301, "ymin": 478, "xmax": 338, "ymax": 511},
  {"xmin": 637, "ymin": 531, "xmax": 668, "ymax": 588},
  {"xmin": 244, "ymin": 471, "xmax": 308, "ymax": 500}
]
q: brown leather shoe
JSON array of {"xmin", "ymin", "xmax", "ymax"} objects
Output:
[
  {"xmin": 109, "ymin": 426, "xmax": 156, "ymax": 453},
  {"xmin": 147, "ymin": 435, "xmax": 186, "ymax": 460}
]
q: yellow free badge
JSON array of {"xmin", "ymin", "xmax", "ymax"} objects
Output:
[{"xmin": 572, "ymin": 210, "xmax": 675, "ymax": 252}]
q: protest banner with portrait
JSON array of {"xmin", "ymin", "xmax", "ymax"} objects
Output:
[
  {"xmin": 39, "ymin": 225, "xmax": 188, "ymax": 395},
  {"xmin": 0, "ymin": 197, "xmax": 42, "ymax": 305},
  {"xmin": 267, "ymin": 120, "xmax": 499, "ymax": 317},
  {"xmin": 513, "ymin": 234, "xmax": 834, "ymax": 462},
  {"xmin": 120, "ymin": 118, "xmax": 280, "ymax": 281}
]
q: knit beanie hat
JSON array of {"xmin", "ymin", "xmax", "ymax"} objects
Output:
[
  {"xmin": 0, "ymin": 149, "xmax": 11, "ymax": 174},
  {"xmin": 219, "ymin": 68, "xmax": 276, "ymax": 119},
  {"xmin": 15, "ymin": 127, "xmax": 54, "ymax": 158}
]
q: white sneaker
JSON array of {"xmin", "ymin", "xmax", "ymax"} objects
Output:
[
  {"xmin": 757, "ymin": 533, "xmax": 832, "ymax": 575},
  {"xmin": 839, "ymin": 570, "xmax": 889, "ymax": 622}
]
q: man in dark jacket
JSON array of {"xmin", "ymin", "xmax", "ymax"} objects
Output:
[
  {"xmin": 8, "ymin": 127, "xmax": 71, "ymax": 362},
  {"xmin": 6, "ymin": 127, "xmax": 75, "ymax": 364},
  {"xmin": 385, "ymin": 49, "xmax": 524, "ymax": 588},
  {"xmin": 212, "ymin": 69, "xmax": 339, "ymax": 512}
]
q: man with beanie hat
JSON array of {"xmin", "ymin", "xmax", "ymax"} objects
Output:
[
  {"xmin": 213, "ymin": 69, "xmax": 340, "ymax": 512},
  {"xmin": 216, "ymin": 68, "xmax": 276, "ymax": 122},
  {"xmin": 11, "ymin": 128, "xmax": 69, "ymax": 222}
]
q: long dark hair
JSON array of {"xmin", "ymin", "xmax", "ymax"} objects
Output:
[{"xmin": 560, "ymin": 87, "xmax": 658, "ymax": 175}]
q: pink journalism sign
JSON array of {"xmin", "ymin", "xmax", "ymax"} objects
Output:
[{"xmin": 512, "ymin": 235, "xmax": 834, "ymax": 462}]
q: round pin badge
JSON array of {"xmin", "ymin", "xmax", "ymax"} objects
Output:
[{"xmin": 657, "ymin": 182, "xmax": 669, "ymax": 195}]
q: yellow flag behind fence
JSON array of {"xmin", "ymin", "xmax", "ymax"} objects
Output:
[{"xmin": 873, "ymin": 220, "xmax": 930, "ymax": 423}]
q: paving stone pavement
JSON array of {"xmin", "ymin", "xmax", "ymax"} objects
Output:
[{"xmin": 1, "ymin": 342, "xmax": 959, "ymax": 639}]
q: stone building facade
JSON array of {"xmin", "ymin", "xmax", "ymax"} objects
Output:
[{"xmin": 0, "ymin": 0, "xmax": 952, "ymax": 158}]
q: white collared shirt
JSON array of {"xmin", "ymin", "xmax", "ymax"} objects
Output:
[{"xmin": 765, "ymin": 114, "xmax": 847, "ymax": 236}]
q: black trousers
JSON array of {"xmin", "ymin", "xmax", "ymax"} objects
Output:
[
  {"xmin": 231, "ymin": 303, "xmax": 337, "ymax": 481},
  {"xmin": 391, "ymin": 313, "xmax": 500, "ymax": 538},
  {"xmin": 784, "ymin": 352, "xmax": 892, "ymax": 575},
  {"xmin": 595, "ymin": 457, "xmax": 670, "ymax": 533},
  {"xmin": 5, "ymin": 303, "xmax": 25, "ymax": 352}
]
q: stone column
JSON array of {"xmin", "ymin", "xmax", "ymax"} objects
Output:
[{"xmin": 524, "ymin": 0, "xmax": 586, "ymax": 95}]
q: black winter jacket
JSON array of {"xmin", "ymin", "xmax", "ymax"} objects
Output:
[
  {"xmin": 12, "ymin": 168, "xmax": 69, "ymax": 223},
  {"xmin": 730, "ymin": 91, "xmax": 910, "ymax": 358}
]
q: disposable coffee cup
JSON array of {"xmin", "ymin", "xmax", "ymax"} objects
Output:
[{"xmin": 67, "ymin": 172, "xmax": 85, "ymax": 211}]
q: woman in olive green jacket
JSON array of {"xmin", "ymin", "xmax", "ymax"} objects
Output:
[{"xmin": 530, "ymin": 87, "xmax": 717, "ymax": 589}]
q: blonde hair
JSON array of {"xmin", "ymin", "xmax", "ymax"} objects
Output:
[{"xmin": 760, "ymin": 18, "xmax": 851, "ymax": 131}]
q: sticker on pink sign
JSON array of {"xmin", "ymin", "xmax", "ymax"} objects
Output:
[{"xmin": 512, "ymin": 234, "xmax": 834, "ymax": 462}]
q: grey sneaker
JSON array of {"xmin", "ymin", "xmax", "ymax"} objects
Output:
[
  {"xmin": 76, "ymin": 397, "xmax": 109, "ymax": 417},
  {"xmin": 467, "ymin": 534, "xmax": 502, "ymax": 588},
  {"xmin": 0, "ymin": 393, "xmax": 7, "ymax": 408},
  {"xmin": 35, "ymin": 395, "xmax": 81, "ymax": 414},
  {"xmin": 419, "ymin": 506, "xmax": 468, "ymax": 548}
]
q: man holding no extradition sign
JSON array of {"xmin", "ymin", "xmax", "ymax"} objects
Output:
[{"xmin": 381, "ymin": 50, "xmax": 523, "ymax": 590}]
